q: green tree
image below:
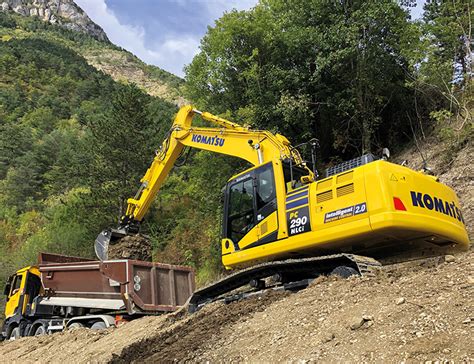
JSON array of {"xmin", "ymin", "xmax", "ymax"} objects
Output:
[
  {"xmin": 185, "ymin": 0, "xmax": 416, "ymax": 158},
  {"xmin": 422, "ymin": 0, "xmax": 472, "ymax": 87},
  {"xmin": 86, "ymin": 84, "xmax": 175, "ymax": 224}
]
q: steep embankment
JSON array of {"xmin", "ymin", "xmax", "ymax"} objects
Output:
[{"xmin": 2, "ymin": 251, "xmax": 472, "ymax": 363}]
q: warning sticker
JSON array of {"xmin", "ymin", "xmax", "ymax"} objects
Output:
[{"xmin": 324, "ymin": 202, "xmax": 367, "ymax": 223}]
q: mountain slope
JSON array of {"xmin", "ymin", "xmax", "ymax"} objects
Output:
[
  {"xmin": 1, "ymin": 0, "xmax": 108, "ymax": 41},
  {"xmin": 0, "ymin": 3, "xmax": 185, "ymax": 105},
  {"xmin": 0, "ymin": 10, "xmax": 177, "ymax": 299}
]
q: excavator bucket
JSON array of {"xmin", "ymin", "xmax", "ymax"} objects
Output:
[{"xmin": 94, "ymin": 229, "xmax": 126, "ymax": 260}]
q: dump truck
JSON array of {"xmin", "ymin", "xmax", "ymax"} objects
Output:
[{"xmin": 1, "ymin": 253, "xmax": 194, "ymax": 340}]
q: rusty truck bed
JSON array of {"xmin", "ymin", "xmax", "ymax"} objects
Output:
[{"xmin": 37, "ymin": 253, "xmax": 195, "ymax": 314}]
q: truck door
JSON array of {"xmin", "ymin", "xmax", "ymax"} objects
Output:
[{"xmin": 4, "ymin": 273, "xmax": 23, "ymax": 318}]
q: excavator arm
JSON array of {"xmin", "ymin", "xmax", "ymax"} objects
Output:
[{"xmin": 95, "ymin": 105, "xmax": 311, "ymax": 259}]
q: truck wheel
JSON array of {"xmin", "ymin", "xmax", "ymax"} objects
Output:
[
  {"xmin": 91, "ymin": 321, "xmax": 107, "ymax": 330},
  {"xmin": 34, "ymin": 325, "xmax": 47, "ymax": 336},
  {"xmin": 9, "ymin": 327, "xmax": 20, "ymax": 340},
  {"xmin": 68, "ymin": 322, "xmax": 84, "ymax": 330},
  {"xmin": 330, "ymin": 266, "xmax": 358, "ymax": 278}
]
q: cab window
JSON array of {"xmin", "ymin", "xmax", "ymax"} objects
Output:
[
  {"xmin": 228, "ymin": 178, "xmax": 255, "ymax": 243},
  {"xmin": 225, "ymin": 163, "xmax": 277, "ymax": 245},
  {"xmin": 283, "ymin": 162, "xmax": 308, "ymax": 191},
  {"xmin": 9, "ymin": 274, "xmax": 22, "ymax": 296},
  {"xmin": 256, "ymin": 164, "xmax": 275, "ymax": 209}
]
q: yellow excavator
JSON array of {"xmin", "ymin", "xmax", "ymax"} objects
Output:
[{"xmin": 95, "ymin": 105, "xmax": 469, "ymax": 311}]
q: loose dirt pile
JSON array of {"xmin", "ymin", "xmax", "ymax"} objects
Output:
[
  {"xmin": 1, "ymin": 251, "xmax": 472, "ymax": 363},
  {"xmin": 107, "ymin": 234, "xmax": 152, "ymax": 261}
]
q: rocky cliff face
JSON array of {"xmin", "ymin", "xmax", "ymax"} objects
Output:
[{"xmin": 0, "ymin": 0, "xmax": 108, "ymax": 41}]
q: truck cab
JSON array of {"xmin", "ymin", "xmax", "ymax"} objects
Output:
[{"xmin": 2, "ymin": 266, "xmax": 42, "ymax": 339}]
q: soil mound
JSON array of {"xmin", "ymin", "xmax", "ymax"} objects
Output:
[{"xmin": 107, "ymin": 234, "xmax": 152, "ymax": 261}]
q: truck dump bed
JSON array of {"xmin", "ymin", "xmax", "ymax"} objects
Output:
[{"xmin": 38, "ymin": 253, "xmax": 195, "ymax": 314}]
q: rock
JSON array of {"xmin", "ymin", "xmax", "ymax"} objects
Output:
[
  {"xmin": 321, "ymin": 332, "xmax": 335, "ymax": 343},
  {"xmin": 350, "ymin": 317, "xmax": 365, "ymax": 330},
  {"xmin": 0, "ymin": 0, "xmax": 109, "ymax": 41},
  {"xmin": 467, "ymin": 276, "xmax": 474, "ymax": 285},
  {"xmin": 462, "ymin": 318, "xmax": 471, "ymax": 324},
  {"xmin": 362, "ymin": 315, "xmax": 374, "ymax": 321},
  {"xmin": 444, "ymin": 255, "xmax": 456, "ymax": 263},
  {"xmin": 396, "ymin": 297, "xmax": 406, "ymax": 305}
]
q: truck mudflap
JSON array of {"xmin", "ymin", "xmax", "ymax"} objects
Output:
[{"xmin": 188, "ymin": 254, "xmax": 381, "ymax": 313}]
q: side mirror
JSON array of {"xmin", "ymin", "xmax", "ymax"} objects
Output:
[{"xmin": 382, "ymin": 148, "xmax": 390, "ymax": 160}]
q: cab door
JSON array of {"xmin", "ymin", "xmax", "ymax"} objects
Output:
[
  {"xmin": 223, "ymin": 162, "xmax": 278, "ymax": 250},
  {"xmin": 4, "ymin": 273, "xmax": 24, "ymax": 318}
]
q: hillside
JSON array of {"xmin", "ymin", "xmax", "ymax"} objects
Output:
[
  {"xmin": 0, "ymin": 10, "xmax": 178, "ymax": 294},
  {"xmin": 0, "ymin": 6, "xmax": 184, "ymax": 104},
  {"xmin": 2, "ymin": 250, "xmax": 472, "ymax": 362}
]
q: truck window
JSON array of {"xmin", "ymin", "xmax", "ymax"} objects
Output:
[
  {"xmin": 228, "ymin": 178, "xmax": 255, "ymax": 243},
  {"xmin": 10, "ymin": 275, "xmax": 22, "ymax": 296}
]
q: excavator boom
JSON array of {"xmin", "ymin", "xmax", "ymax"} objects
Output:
[{"xmin": 95, "ymin": 105, "xmax": 311, "ymax": 259}]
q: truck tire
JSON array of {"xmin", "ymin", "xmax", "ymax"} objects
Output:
[
  {"xmin": 34, "ymin": 325, "xmax": 46, "ymax": 336},
  {"xmin": 330, "ymin": 266, "xmax": 358, "ymax": 278},
  {"xmin": 68, "ymin": 322, "xmax": 84, "ymax": 330},
  {"xmin": 9, "ymin": 327, "xmax": 20, "ymax": 340},
  {"xmin": 91, "ymin": 321, "xmax": 107, "ymax": 330}
]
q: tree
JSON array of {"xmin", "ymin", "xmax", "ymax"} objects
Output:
[
  {"xmin": 423, "ymin": 0, "xmax": 472, "ymax": 87},
  {"xmin": 185, "ymin": 0, "xmax": 415, "ymax": 158},
  {"xmin": 86, "ymin": 84, "xmax": 175, "ymax": 224}
]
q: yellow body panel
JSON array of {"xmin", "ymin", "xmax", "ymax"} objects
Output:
[
  {"xmin": 222, "ymin": 161, "xmax": 469, "ymax": 269},
  {"xmin": 5, "ymin": 266, "xmax": 40, "ymax": 319}
]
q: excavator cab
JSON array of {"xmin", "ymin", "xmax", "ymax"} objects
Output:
[
  {"xmin": 221, "ymin": 160, "xmax": 311, "ymax": 258},
  {"xmin": 223, "ymin": 162, "xmax": 278, "ymax": 252}
]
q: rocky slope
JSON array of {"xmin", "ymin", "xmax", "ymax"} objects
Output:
[
  {"xmin": 82, "ymin": 47, "xmax": 186, "ymax": 105},
  {"xmin": 0, "ymin": 0, "xmax": 108, "ymax": 41},
  {"xmin": 0, "ymin": 8, "xmax": 185, "ymax": 105}
]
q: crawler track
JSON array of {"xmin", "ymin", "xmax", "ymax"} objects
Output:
[{"xmin": 189, "ymin": 254, "xmax": 381, "ymax": 312}]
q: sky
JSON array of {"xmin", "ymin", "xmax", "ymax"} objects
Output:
[
  {"xmin": 75, "ymin": 0, "xmax": 426, "ymax": 78},
  {"xmin": 75, "ymin": 0, "xmax": 258, "ymax": 77}
]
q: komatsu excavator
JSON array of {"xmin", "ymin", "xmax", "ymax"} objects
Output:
[{"xmin": 95, "ymin": 105, "xmax": 469, "ymax": 311}]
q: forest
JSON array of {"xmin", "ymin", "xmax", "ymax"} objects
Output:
[{"xmin": 0, "ymin": 0, "xmax": 472, "ymax": 294}]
